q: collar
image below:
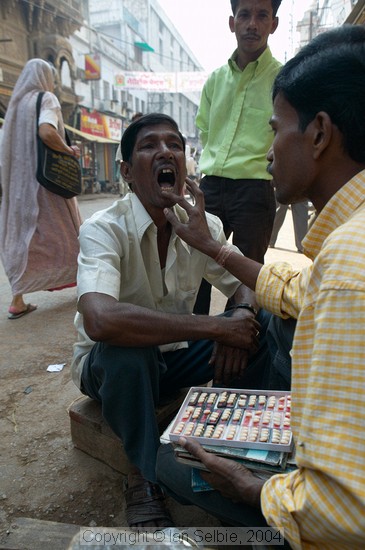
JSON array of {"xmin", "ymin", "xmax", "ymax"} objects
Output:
[
  {"xmin": 130, "ymin": 193, "xmax": 191, "ymax": 254},
  {"xmin": 130, "ymin": 193, "xmax": 154, "ymax": 243},
  {"xmin": 228, "ymin": 46, "xmax": 273, "ymax": 73},
  {"xmin": 303, "ymin": 169, "xmax": 365, "ymax": 260}
]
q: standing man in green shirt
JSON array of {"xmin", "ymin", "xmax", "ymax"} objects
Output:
[{"xmin": 194, "ymin": 0, "xmax": 282, "ymax": 314}]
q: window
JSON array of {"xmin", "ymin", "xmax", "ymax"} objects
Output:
[
  {"xmin": 60, "ymin": 58, "xmax": 72, "ymax": 88},
  {"xmin": 103, "ymin": 80, "xmax": 110, "ymax": 101},
  {"xmin": 159, "ymin": 38, "xmax": 163, "ymax": 63},
  {"xmin": 134, "ymin": 44, "xmax": 143, "ymax": 65},
  {"xmin": 92, "ymin": 80, "xmax": 100, "ymax": 100}
]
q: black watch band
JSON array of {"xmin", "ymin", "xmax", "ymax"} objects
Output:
[{"xmin": 229, "ymin": 302, "xmax": 258, "ymax": 316}]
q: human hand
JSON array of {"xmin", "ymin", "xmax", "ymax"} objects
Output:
[
  {"xmin": 210, "ymin": 344, "xmax": 250, "ymax": 386},
  {"xmin": 211, "ymin": 309, "xmax": 260, "ymax": 385},
  {"xmin": 179, "ymin": 437, "xmax": 264, "ymax": 507},
  {"xmin": 213, "ymin": 313, "xmax": 260, "ymax": 352},
  {"xmin": 70, "ymin": 145, "xmax": 81, "ymax": 159},
  {"xmin": 163, "ymin": 179, "xmax": 219, "ymax": 256}
]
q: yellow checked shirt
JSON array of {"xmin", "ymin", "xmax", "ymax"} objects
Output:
[{"xmin": 256, "ymin": 170, "xmax": 365, "ymax": 550}]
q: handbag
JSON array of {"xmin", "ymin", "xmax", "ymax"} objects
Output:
[{"xmin": 36, "ymin": 92, "xmax": 81, "ymax": 198}]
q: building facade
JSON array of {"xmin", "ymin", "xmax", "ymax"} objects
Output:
[
  {"xmin": 296, "ymin": 0, "xmax": 364, "ymax": 48},
  {"xmin": 0, "ymin": 0, "xmax": 83, "ymax": 119},
  {"xmin": 0, "ymin": 0, "xmax": 204, "ymax": 192},
  {"xmin": 85, "ymin": 0, "xmax": 202, "ymax": 137}
]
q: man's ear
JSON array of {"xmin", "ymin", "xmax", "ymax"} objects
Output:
[
  {"xmin": 120, "ymin": 161, "xmax": 133, "ymax": 183},
  {"xmin": 270, "ymin": 16, "xmax": 279, "ymax": 35},
  {"xmin": 229, "ymin": 15, "xmax": 235, "ymax": 33},
  {"xmin": 311, "ymin": 112, "xmax": 332, "ymax": 159}
]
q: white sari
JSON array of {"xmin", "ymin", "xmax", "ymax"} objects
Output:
[{"xmin": 0, "ymin": 58, "xmax": 82, "ymax": 294}]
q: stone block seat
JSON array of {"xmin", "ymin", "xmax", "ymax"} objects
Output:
[{"xmin": 68, "ymin": 391, "xmax": 188, "ymax": 474}]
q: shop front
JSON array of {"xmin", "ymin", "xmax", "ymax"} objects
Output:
[{"xmin": 66, "ymin": 107, "xmax": 123, "ymax": 193}]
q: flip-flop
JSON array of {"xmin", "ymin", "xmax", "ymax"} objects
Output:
[{"xmin": 8, "ymin": 304, "xmax": 37, "ymax": 320}]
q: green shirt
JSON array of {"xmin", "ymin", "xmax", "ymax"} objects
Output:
[{"xmin": 196, "ymin": 47, "xmax": 281, "ymax": 180}]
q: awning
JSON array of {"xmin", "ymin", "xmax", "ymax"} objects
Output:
[
  {"xmin": 134, "ymin": 41, "xmax": 155, "ymax": 52},
  {"xmin": 64, "ymin": 124, "xmax": 119, "ymax": 144}
]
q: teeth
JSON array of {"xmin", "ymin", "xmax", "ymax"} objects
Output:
[{"xmin": 162, "ymin": 169, "xmax": 173, "ymax": 173}]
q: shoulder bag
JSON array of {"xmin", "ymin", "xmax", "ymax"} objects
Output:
[{"xmin": 36, "ymin": 92, "xmax": 81, "ymax": 199}]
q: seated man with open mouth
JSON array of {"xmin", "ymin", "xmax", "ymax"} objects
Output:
[{"xmin": 71, "ymin": 113, "xmax": 287, "ymax": 529}]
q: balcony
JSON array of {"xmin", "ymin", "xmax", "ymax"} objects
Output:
[{"xmin": 20, "ymin": 0, "xmax": 83, "ymax": 36}]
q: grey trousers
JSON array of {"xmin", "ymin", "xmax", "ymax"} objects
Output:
[{"xmin": 270, "ymin": 200, "xmax": 308, "ymax": 252}]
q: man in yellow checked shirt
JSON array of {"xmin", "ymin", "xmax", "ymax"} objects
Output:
[{"xmin": 157, "ymin": 25, "xmax": 365, "ymax": 550}]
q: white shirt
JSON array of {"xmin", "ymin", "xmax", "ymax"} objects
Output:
[{"xmin": 71, "ymin": 193, "xmax": 242, "ymax": 388}]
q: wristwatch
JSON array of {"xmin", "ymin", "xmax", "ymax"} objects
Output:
[{"xmin": 229, "ymin": 302, "xmax": 258, "ymax": 316}]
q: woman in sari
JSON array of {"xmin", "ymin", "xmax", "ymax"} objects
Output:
[{"xmin": 0, "ymin": 58, "xmax": 82, "ymax": 319}]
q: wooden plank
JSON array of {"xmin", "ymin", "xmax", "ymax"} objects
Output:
[
  {"xmin": 68, "ymin": 392, "xmax": 188, "ymax": 474},
  {"xmin": 70, "ymin": 415, "xmax": 130, "ymax": 473}
]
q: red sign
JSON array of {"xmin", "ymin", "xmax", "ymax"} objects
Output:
[
  {"xmin": 80, "ymin": 108, "xmax": 122, "ymax": 141},
  {"xmin": 85, "ymin": 53, "xmax": 101, "ymax": 80}
]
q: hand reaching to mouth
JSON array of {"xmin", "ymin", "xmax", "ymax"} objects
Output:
[{"xmin": 163, "ymin": 178, "xmax": 220, "ymax": 257}]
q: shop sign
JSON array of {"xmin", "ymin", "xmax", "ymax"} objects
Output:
[
  {"xmin": 104, "ymin": 115, "xmax": 122, "ymax": 141},
  {"xmin": 85, "ymin": 53, "xmax": 101, "ymax": 80},
  {"xmin": 114, "ymin": 71, "xmax": 208, "ymax": 93},
  {"xmin": 80, "ymin": 108, "xmax": 122, "ymax": 140}
]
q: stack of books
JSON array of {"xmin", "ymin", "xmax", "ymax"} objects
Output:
[{"xmin": 171, "ymin": 440, "xmax": 296, "ymax": 480}]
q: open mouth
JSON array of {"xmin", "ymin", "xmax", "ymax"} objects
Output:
[{"xmin": 158, "ymin": 168, "xmax": 176, "ymax": 191}]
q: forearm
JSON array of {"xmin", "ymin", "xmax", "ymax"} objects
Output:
[
  {"xmin": 39, "ymin": 123, "xmax": 75, "ymax": 156},
  {"xmin": 230, "ymin": 283, "xmax": 259, "ymax": 313},
  {"xmin": 80, "ymin": 296, "xmax": 235, "ymax": 348},
  {"xmin": 201, "ymin": 239, "xmax": 263, "ymax": 292}
]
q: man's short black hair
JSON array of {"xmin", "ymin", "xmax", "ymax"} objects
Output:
[
  {"xmin": 273, "ymin": 25, "xmax": 365, "ymax": 164},
  {"xmin": 121, "ymin": 113, "xmax": 186, "ymax": 163},
  {"xmin": 230, "ymin": 0, "xmax": 282, "ymax": 16}
]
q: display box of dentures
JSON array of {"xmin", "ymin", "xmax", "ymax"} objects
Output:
[{"xmin": 168, "ymin": 387, "xmax": 293, "ymax": 452}]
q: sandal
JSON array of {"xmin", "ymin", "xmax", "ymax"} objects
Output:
[
  {"xmin": 124, "ymin": 477, "xmax": 174, "ymax": 529},
  {"xmin": 8, "ymin": 303, "xmax": 37, "ymax": 320}
]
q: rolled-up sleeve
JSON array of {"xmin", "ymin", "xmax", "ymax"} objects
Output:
[{"xmin": 255, "ymin": 262, "xmax": 310, "ymax": 319}]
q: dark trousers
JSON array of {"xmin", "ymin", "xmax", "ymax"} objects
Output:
[
  {"xmin": 156, "ymin": 445, "xmax": 291, "ymax": 548},
  {"xmin": 156, "ymin": 314, "xmax": 295, "ymax": 546},
  {"xmin": 80, "ymin": 311, "xmax": 294, "ymax": 482},
  {"xmin": 194, "ymin": 176, "xmax": 276, "ymax": 315}
]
